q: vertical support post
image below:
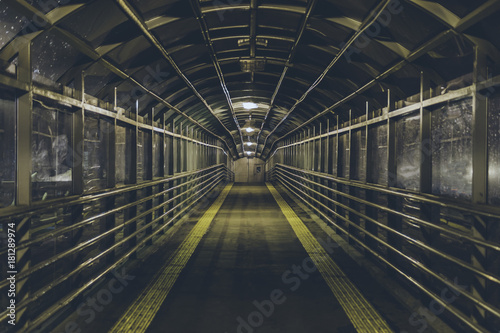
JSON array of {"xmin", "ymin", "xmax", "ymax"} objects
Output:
[
  {"xmin": 470, "ymin": 46, "xmax": 491, "ymax": 327},
  {"xmin": 347, "ymin": 110, "xmax": 358, "ymax": 246},
  {"xmin": 334, "ymin": 115, "xmax": 342, "ymax": 233},
  {"xmin": 102, "ymin": 108, "xmax": 116, "ymax": 262},
  {"xmin": 326, "ymin": 118, "xmax": 334, "ymax": 214},
  {"xmin": 144, "ymin": 108, "xmax": 154, "ymax": 245},
  {"xmin": 387, "ymin": 88, "xmax": 403, "ymax": 272},
  {"xmin": 365, "ymin": 103, "xmax": 378, "ymax": 256},
  {"xmin": 72, "ymin": 72, "xmax": 84, "ymax": 196},
  {"xmin": 420, "ymin": 71, "xmax": 432, "ymax": 194},
  {"xmin": 70, "ymin": 72, "xmax": 85, "ymax": 289},
  {"xmin": 157, "ymin": 113, "xmax": 166, "ymax": 234},
  {"xmin": 124, "ymin": 102, "xmax": 138, "ymax": 257},
  {"xmin": 418, "ymin": 72, "xmax": 441, "ymax": 287},
  {"xmin": 166, "ymin": 120, "xmax": 174, "ymax": 223},
  {"xmin": 16, "ymin": 41, "xmax": 32, "ymax": 329}
]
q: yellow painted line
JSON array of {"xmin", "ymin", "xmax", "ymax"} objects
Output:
[
  {"xmin": 266, "ymin": 183, "xmax": 393, "ymax": 333},
  {"xmin": 109, "ymin": 183, "xmax": 233, "ymax": 333}
]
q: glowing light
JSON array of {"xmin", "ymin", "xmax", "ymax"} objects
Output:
[
  {"xmin": 243, "ymin": 102, "xmax": 258, "ymax": 110},
  {"xmin": 245, "ymin": 127, "xmax": 255, "ymax": 133},
  {"xmin": 246, "ymin": 151, "xmax": 252, "ymax": 155},
  {"xmin": 246, "ymin": 142, "xmax": 253, "ymax": 146}
]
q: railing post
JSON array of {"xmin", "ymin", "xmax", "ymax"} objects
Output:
[
  {"xmin": 156, "ymin": 113, "xmax": 166, "ymax": 234},
  {"xmin": 166, "ymin": 120, "xmax": 174, "ymax": 223},
  {"xmin": 102, "ymin": 112, "xmax": 116, "ymax": 263},
  {"xmin": 15, "ymin": 42, "xmax": 32, "ymax": 329},
  {"xmin": 144, "ymin": 108, "xmax": 154, "ymax": 246},
  {"xmin": 124, "ymin": 102, "xmax": 138, "ymax": 258},
  {"xmin": 347, "ymin": 110, "xmax": 359, "ymax": 246},
  {"xmin": 470, "ymin": 46, "xmax": 493, "ymax": 328},
  {"xmin": 387, "ymin": 88, "xmax": 403, "ymax": 274},
  {"xmin": 365, "ymin": 104, "xmax": 378, "ymax": 257},
  {"xmin": 70, "ymin": 72, "xmax": 85, "ymax": 287},
  {"xmin": 418, "ymin": 71, "xmax": 442, "ymax": 289}
]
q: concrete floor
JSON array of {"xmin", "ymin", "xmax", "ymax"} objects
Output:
[
  {"xmin": 53, "ymin": 183, "xmax": 422, "ymax": 333},
  {"xmin": 146, "ymin": 183, "xmax": 355, "ymax": 333}
]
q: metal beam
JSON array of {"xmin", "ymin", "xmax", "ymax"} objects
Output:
[
  {"xmin": 255, "ymin": 0, "xmax": 317, "ymax": 158},
  {"xmin": 263, "ymin": 0, "xmax": 500, "ymax": 159},
  {"xmin": 190, "ymin": 0, "xmax": 246, "ymax": 156},
  {"xmin": 115, "ymin": 0, "xmax": 240, "ymax": 155},
  {"xmin": 5, "ymin": 0, "xmax": 237, "ymax": 159},
  {"xmin": 261, "ymin": 0, "xmax": 395, "ymax": 158}
]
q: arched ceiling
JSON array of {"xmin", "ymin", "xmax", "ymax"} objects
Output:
[{"xmin": 2, "ymin": 0, "xmax": 500, "ymax": 159}]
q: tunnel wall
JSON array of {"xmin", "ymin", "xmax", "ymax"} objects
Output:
[
  {"xmin": 0, "ymin": 50, "xmax": 233, "ymax": 332},
  {"xmin": 266, "ymin": 74, "xmax": 500, "ymax": 332},
  {"xmin": 234, "ymin": 158, "xmax": 265, "ymax": 182}
]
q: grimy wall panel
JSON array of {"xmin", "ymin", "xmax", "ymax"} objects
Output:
[{"xmin": 234, "ymin": 158, "xmax": 265, "ymax": 183}]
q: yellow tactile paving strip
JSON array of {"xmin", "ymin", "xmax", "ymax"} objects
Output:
[
  {"xmin": 109, "ymin": 183, "xmax": 233, "ymax": 333},
  {"xmin": 266, "ymin": 183, "xmax": 393, "ymax": 333}
]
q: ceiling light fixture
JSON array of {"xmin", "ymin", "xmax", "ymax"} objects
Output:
[{"xmin": 243, "ymin": 102, "xmax": 258, "ymax": 110}]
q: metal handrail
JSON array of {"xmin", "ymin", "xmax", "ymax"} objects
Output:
[
  {"xmin": 0, "ymin": 166, "xmax": 231, "ymax": 330},
  {"xmin": 0, "ymin": 164, "xmax": 226, "ymax": 219},
  {"xmin": 276, "ymin": 164, "xmax": 500, "ymax": 218},
  {"xmin": 0, "ymin": 166, "xmax": 224, "ymax": 255},
  {"xmin": 274, "ymin": 165, "xmax": 500, "ymax": 332},
  {"xmin": 276, "ymin": 171, "xmax": 500, "ymax": 284},
  {"xmin": 24, "ymin": 174, "xmax": 227, "ymax": 332},
  {"xmin": 276, "ymin": 174, "xmax": 492, "ymax": 333},
  {"xmin": 277, "ymin": 166, "xmax": 500, "ymax": 253},
  {"xmin": 1, "ymin": 172, "xmax": 226, "ymax": 322},
  {"xmin": 0, "ymin": 170, "xmax": 225, "ymax": 287}
]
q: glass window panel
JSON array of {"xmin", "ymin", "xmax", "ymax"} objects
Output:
[
  {"xmin": 32, "ymin": 100, "xmax": 73, "ymax": 201},
  {"xmin": 32, "ymin": 31, "xmax": 89, "ymax": 85},
  {"xmin": 83, "ymin": 113, "xmax": 111, "ymax": 192},
  {"xmin": 143, "ymin": 130, "xmax": 152, "ymax": 180},
  {"xmin": 431, "ymin": 98, "xmax": 473, "ymax": 200},
  {"xmin": 82, "ymin": 62, "xmax": 118, "ymax": 97},
  {"xmin": 58, "ymin": 1, "xmax": 128, "ymax": 48},
  {"xmin": 137, "ymin": 130, "xmax": 144, "ymax": 181},
  {"xmin": 153, "ymin": 132, "xmax": 162, "ymax": 178},
  {"xmin": 488, "ymin": 92, "xmax": 500, "ymax": 205},
  {"xmin": 339, "ymin": 133, "xmax": 349, "ymax": 178},
  {"xmin": 0, "ymin": 90, "xmax": 16, "ymax": 208},
  {"xmin": 115, "ymin": 125, "xmax": 126, "ymax": 185},
  {"xmin": 351, "ymin": 129, "xmax": 366, "ymax": 181},
  {"xmin": 369, "ymin": 124, "xmax": 388, "ymax": 185},
  {"xmin": 330, "ymin": 135, "xmax": 338, "ymax": 176},
  {"xmin": 396, "ymin": 113, "xmax": 421, "ymax": 191},
  {"xmin": 0, "ymin": 5, "xmax": 30, "ymax": 52},
  {"xmin": 24, "ymin": 0, "xmax": 87, "ymax": 14}
]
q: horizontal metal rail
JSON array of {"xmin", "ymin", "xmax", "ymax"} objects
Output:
[
  {"xmin": 275, "ymin": 171, "xmax": 500, "ymax": 287},
  {"xmin": 0, "ymin": 164, "xmax": 225, "ymax": 219},
  {"xmin": 0, "ymin": 167, "xmax": 224, "ymax": 255},
  {"xmin": 25, "ymin": 173, "xmax": 227, "ymax": 332},
  {"xmin": 0, "ymin": 169, "xmax": 225, "ymax": 284},
  {"xmin": 275, "ymin": 174, "xmax": 490, "ymax": 333},
  {"xmin": 0, "ymin": 166, "xmax": 231, "ymax": 331},
  {"xmin": 276, "ymin": 164, "xmax": 500, "ymax": 219},
  {"xmin": 273, "ymin": 164, "xmax": 500, "ymax": 333},
  {"xmin": 277, "ymin": 166, "xmax": 500, "ymax": 253}
]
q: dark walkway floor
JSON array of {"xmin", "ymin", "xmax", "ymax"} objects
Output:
[
  {"xmin": 146, "ymin": 183, "xmax": 355, "ymax": 333},
  {"xmin": 53, "ymin": 183, "xmax": 421, "ymax": 333}
]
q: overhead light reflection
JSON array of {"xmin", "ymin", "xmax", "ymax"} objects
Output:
[{"xmin": 243, "ymin": 102, "xmax": 258, "ymax": 110}]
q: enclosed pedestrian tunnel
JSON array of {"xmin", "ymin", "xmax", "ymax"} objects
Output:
[{"xmin": 1, "ymin": 0, "xmax": 500, "ymax": 332}]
